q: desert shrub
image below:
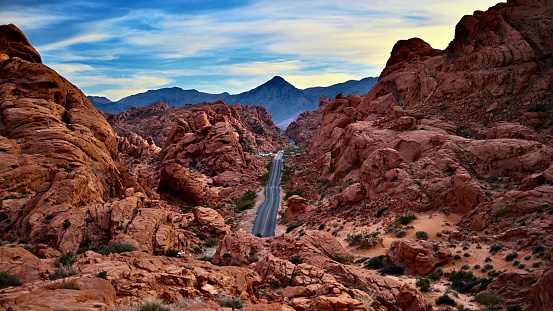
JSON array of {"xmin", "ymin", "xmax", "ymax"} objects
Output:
[
  {"xmin": 165, "ymin": 249, "xmax": 179, "ymax": 257},
  {"xmin": 506, "ymin": 305, "xmax": 522, "ymax": 311},
  {"xmin": 454, "ymin": 254, "xmax": 462, "ymax": 260},
  {"xmin": 234, "ymin": 190, "xmax": 257, "ymax": 212},
  {"xmin": 286, "ymin": 220, "xmax": 303, "ymax": 233},
  {"xmin": 97, "ymin": 270, "xmax": 108, "ymax": 279},
  {"xmin": 415, "ymin": 231, "xmax": 428, "ymax": 240},
  {"xmin": 446, "ymin": 270, "xmax": 476, "ymax": 282},
  {"xmin": 289, "ymin": 255, "xmax": 302, "ymax": 265},
  {"xmin": 380, "ymin": 265, "xmax": 404, "ymax": 276},
  {"xmin": 490, "ymin": 244, "xmax": 503, "ymax": 254},
  {"xmin": 524, "ymin": 254, "xmax": 531, "ymax": 260},
  {"xmin": 505, "ymin": 251, "xmax": 518, "ymax": 261},
  {"xmin": 333, "ymin": 254, "xmax": 352, "ymax": 264},
  {"xmin": 436, "ymin": 294, "xmax": 456, "ymax": 307},
  {"xmin": 0, "ymin": 271, "xmax": 21, "ymax": 288},
  {"xmin": 461, "ymin": 264, "xmax": 470, "ymax": 270},
  {"xmin": 528, "ymin": 103, "xmax": 552, "ymax": 112},
  {"xmin": 345, "ymin": 231, "xmax": 383, "ymax": 249},
  {"xmin": 395, "ymin": 213, "xmax": 417, "ymax": 226},
  {"xmin": 436, "ymin": 231, "xmax": 443, "ymax": 237},
  {"xmin": 513, "ymin": 259, "xmax": 520, "ymax": 266},
  {"xmin": 375, "ymin": 208, "xmax": 387, "ymax": 218},
  {"xmin": 488, "ymin": 270, "xmax": 501, "ymax": 277},
  {"xmin": 49, "ymin": 266, "xmax": 77, "ymax": 280},
  {"xmin": 416, "ymin": 278, "xmax": 431, "ymax": 292},
  {"xmin": 518, "ymin": 263, "xmax": 526, "ymax": 269},
  {"xmin": 475, "ymin": 278, "xmax": 492, "ymax": 293},
  {"xmin": 474, "ymin": 264, "xmax": 481, "ymax": 269},
  {"xmin": 365, "ymin": 256, "xmax": 384, "ymax": 269},
  {"xmin": 96, "ymin": 242, "xmax": 135, "ymax": 255},
  {"xmin": 248, "ymin": 247, "xmax": 258, "ymax": 262},
  {"xmin": 284, "ymin": 188, "xmax": 302, "ymax": 200},
  {"xmin": 475, "ymin": 293, "xmax": 503, "ymax": 310},
  {"xmin": 193, "ymin": 246, "xmax": 202, "ymax": 254},
  {"xmin": 396, "ymin": 230, "xmax": 406, "ymax": 238},
  {"xmin": 60, "ymin": 219, "xmax": 71, "ymax": 230},
  {"xmin": 55, "ymin": 252, "xmax": 76, "ymax": 267},
  {"xmin": 216, "ymin": 298, "xmax": 244, "ymax": 309},
  {"xmin": 139, "ymin": 298, "xmax": 170, "ymax": 311},
  {"xmin": 204, "ymin": 238, "xmax": 218, "ymax": 248},
  {"xmin": 532, "ymin": 245, "xmax": 545, "ymax": 254},
  {"xmin": 318, "ymin": 223, "xmax": 325, "ymax": 230},
  {"xmin": 532, "ymin": 261, "xmax": 541, "ymax": 268}
]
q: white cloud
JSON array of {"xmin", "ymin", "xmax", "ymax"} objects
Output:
[
  {"xmin": 37, "ymin": 33, "xmax": 110, "ymax": 51},
  {"xmin": 228, "ymin": 60, "xmax": 304, "ymax": 75}
]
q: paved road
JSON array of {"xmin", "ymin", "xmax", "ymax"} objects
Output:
[{"xmin": 252, "ymin": 151, "xmax": 283, "ymax": 237}]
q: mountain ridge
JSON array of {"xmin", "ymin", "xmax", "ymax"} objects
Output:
[{"xmin": 89, "ymin": 76, "xmax": 377, "ymax": 128}]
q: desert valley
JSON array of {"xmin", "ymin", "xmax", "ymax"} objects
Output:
[{"xmin": 0, "ymin": 0, "xmax": 552, "ymax": 310}]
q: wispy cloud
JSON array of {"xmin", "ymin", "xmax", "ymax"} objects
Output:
[{"xmin": 3, "ymin": 0, "xmax": 501, "ymax": 98}]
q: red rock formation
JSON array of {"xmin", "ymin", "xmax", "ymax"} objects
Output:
[
  {"xmin": 107, "ymin": 99, "xmax": 288, "ymax": 204},
  {"xmin": 283, "ymin": 195, "xmax": 315, "ymax": 222},
  {"xmin": 386, "ymin": 240, "xmax": 451, "ymax": 276}
]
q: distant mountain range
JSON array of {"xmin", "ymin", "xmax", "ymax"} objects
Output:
[{"xmin": 89, "ymin": 76, "xmax": 377, "ymax": 128}]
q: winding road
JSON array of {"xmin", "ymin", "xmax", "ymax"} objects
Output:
[{"xmin": 252, "ymin": 151, "xmax": 283, "ymax": 237}]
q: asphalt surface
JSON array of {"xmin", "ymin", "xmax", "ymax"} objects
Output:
[{"xmin": 252, "ymin": 151, "xmax": 283, "ymax": 237}]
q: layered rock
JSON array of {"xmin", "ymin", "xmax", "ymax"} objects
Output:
[{"xmin": 107, "ymin": 99, "xmax": 289, "ymax": 204}]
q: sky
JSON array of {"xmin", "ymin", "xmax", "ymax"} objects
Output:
[{"xmin": 0, "ymin": 0, "xmax": 501, "ymax": 101}]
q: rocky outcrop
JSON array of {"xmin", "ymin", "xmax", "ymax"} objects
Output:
[
  {"xmin": 386, "ymin": 240, "xmax": 451, "ymax": 276},
  {"xmin": 528, "ymin": 264, "xmax": 553, "ymax": 311},
  {"xmin": 284, "ymin": 95, "xmax": 328, "ymax": 147},
  {"xmin": 0, "ymin": 24, "xmax": 157, "ymax": 252},
  {"xmin": 283, "ymin": 195, "xmax": 316, "ymax": 222},
  {"xmin": 107, "ymin": 99, "xmax": 288, "ymax": 204}
]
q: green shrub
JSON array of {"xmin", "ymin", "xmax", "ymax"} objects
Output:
[
  {"xmin": 395, "ymin": 213, "xmax": 417, "ymax": 226},
  {"xmin": 0, "ymin": 271, "xmax": 21, "ymax": 288},
  {"xmin": 505, "ymin": 251, "xmax": 518, "ymax": 261},
  {"xmin": 446, "ymin": 270, "xmax": 477, "ymax": 283},
  {"xmin": 165, "ymin": 249, "xmax": 179, "ymax": 257},
  {"xmin": 380, "ymin": 265, "xmax": 404, "ymax": 276},
  {"xmin": 396, "ymin": 230, "xmax": 406, "ymax": 238},
  {"xmin": 415, "ymin": 231, "xmax": 428, "ymax": 240},
  {"xmin": 333, "ymin": 254, "xmax": 352, "ymax": 264},
  {"xmin": 365, "ymin": 256, "xmax": 384, "ymax": 269},
  {"xmin": 475, "ymin": 293, "xmax": 503, "ymax": 310},
  {"xmin": 345, "ymin": 231, "xmax": 383, "ymax": 249},
  {"xmin": 286, "ymin": 220, "xmax": 303, "ymax": 233},
  {"xmin": 284, "ymin": 189, "xmax": 302, "ymax": 200},
  {"xmin": 490, "ymin": 244, "xmax": 503, "ymax": 254},
  {"xmin": 223, "ymin": 253, "xmax": 232, "ymax": 262},
  {"xmin": 461, "ymin": 264, "xmax": 470, "ymax": 270},
  {"xmin": 416, "ymin": 278, "xmax": 431, "ymax": 292},
  {"xmin": 375, "ymin": 208, "xmax": 387, "ymax": 218},
  {"xmin": 55, "ymin": 252, "xmax": 76, "ymax": 267},
  {"xmin": 49, "ymin": 266, "xmax": 77, "ymax": 280},
  {"xmin": 216, "ymin": 298, "xmax": 244, "ymax": 309},
  {"xmin": 234, "ymin": 190, "xmax": 257, "ymax": 212},
  {"xmin": 506, "ymin": 305, "xmax": 522, "ymax": 311},
  {"xmin": 96, "ymin": 242, "xmax": 135, "ymax": 255},
  {"xmin": 436, "ymin": 231, "xmax": 443, "ymax": 237},
  {"xmin": 138, "ymin": 298, "xmax": 170, "ymax": 311},
  {"xmin": 488, "ymin": 270, "xmax": 501, "ymax": 277},
  {"xmin": 204, "ymin": 238, "xmax": 218, "ymax": 248},
  {"xmin": 436, "ymin": 294, "xmax": 456, "ymax": 307},
  {"xmin": 62, "ymin": 219, "xmax": 71, "ymax": 230},
  {"xmin": 97, "ymin": 270, "xmax": 108, "ymax": 279}
]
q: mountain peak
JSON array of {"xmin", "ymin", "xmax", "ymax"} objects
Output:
[{"xmin": 266, "ymin": 75, "xmax": 289, "ymax": 85}]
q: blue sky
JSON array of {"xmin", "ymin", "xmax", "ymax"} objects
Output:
[{"xmin": 1, "ymin": 0, "xmax": 500, "ymax": 101}]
